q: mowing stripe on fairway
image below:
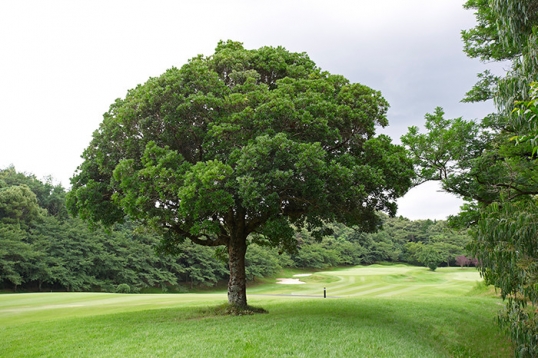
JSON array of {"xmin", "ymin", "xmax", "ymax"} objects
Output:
[
  {"xmin": 376, "ymin": 285, "xmax": 420, "ymax": 297},
  {"xmin": 327, "ymin": 282, "xmax": 387, "ymax": 296},
  {"xmin": 350, "ymin": 284, "xmax": 407, "ymax": 297}
]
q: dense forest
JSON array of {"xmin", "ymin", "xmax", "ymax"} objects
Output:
[{"xmin": 0, "ymin": 166, "xmax": 472, "ymax": 292}]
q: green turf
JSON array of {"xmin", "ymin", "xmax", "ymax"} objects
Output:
[
  {"xmin": 0, "ymin": 265, "xmax": 512, "ymax": 357},
  {"xmin": 248, "ymin": 265, "xmax": 487, "ymax": 297}
]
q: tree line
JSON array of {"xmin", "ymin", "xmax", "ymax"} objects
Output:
[{"xmin": 0, "ymin": 166, "xmax": 472, "ymax": 292}]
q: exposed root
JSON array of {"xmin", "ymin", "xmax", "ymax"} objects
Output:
[{"xmin": 200, "ymin": 303, "xmax": 268, "ymax": 316}]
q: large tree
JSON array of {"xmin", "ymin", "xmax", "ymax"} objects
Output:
[
  {"xmin": 67, "ymin": 41, "xmax": 414, "ymax": 308},
  {"xmin": 404, "ymin": 1, "xmax": 538, "ymax": 355}
]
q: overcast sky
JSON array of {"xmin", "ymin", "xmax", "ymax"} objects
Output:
[{"xmin": 0, "ymin": 0, "xmax": 500, "ymax": 220}]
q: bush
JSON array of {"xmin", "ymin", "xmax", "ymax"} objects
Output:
[
  {"xmin": 116, "ymin": 283, "xmax": 131, "ymax": 293},
  {"xmin": 175, "ymin": 285, "xmax": 189, "ymax": 293}
]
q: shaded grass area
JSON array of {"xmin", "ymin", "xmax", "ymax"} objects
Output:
[{"xmin": 1, "ymin": 296, "xmax": 510, "ymax": 357}]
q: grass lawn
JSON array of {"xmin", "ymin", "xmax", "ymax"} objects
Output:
[{"xmin": 0, "ymin": 265, "xmax": 512, "ymax": 357}]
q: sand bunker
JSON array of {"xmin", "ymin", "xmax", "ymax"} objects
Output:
[
  {"xmin": 276, "ymin": 273, "xmax": 313, "ymax": 284},
  {"xmin": 276, "ymin": 278, "xmax": 306, "ymax": 284}
]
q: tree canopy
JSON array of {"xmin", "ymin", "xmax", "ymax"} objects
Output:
[
  {"xmin": 67, "ymin": 41, "xmax": 414, "ymax": 307},
  {"xmin": 404, "ymin": 1, "xmax": 538, "ymax": 355}
]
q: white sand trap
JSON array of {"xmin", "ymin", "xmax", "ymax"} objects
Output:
[
  {"xmin": 276, "ymin": 278, "xmax": 306, "ymax": 284},
  {"xmin": 293, "ymin": 274, "xmax": 312, "ymax": 277}
]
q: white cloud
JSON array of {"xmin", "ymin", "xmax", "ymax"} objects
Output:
[{"xmin": 397, "ymin": 181, "xmax": 464, "ymax": 221}]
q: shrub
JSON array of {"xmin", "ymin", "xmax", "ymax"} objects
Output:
[
  {"xmin": 427, "ymin": 262, "xmax": 438, "ymax": 271},
  {"xmin": 116, "ymin": 283, "xmax": 131, "ymax": 293}
]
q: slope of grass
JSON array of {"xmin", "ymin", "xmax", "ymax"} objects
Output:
[{"xmin": 0, "ymin": 265, "xmax": 511, "ymax": 357}]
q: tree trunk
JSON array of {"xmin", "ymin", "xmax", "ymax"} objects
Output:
[{"xmin": 227, "ymin": 234, "xmax": 247, "ymax": 307}]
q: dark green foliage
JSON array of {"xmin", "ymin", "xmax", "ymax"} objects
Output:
[
  {"xmin": 244, "ymin": 243, "xmax": 289, "ymax": 281},
  {"xmin": 402, "ymin": 104, "xmax": 538, "ymax": 354},
  {"xmin": 0, "ymin": 165, "xmax": 67, "ymax": 219},
  {"xmin": 172, "ymin": 240, "xmax": 228, "ymax": 288},
  {"xmin": 115, "ymin": 284, "xmax": 130, "ymax": 293},
  {"xmin": 471, "ymin": 199, "xmax": 538, "ymax": 356},
  {"xmin": 464, "ymin": 2, "xmax": 538, "ymax": 355},
  {"xmin": 0, "ymin": 167, "xmax": 470, "ymax": 292},
  {"xmin": 288, "ymin": 215, "xmax": 469, "ymax": 270},
  {"xmin": 461, "ymin": 0, "xmax": 515, "ymax": 62},
  {"xmin": 402, "ymin": 1, "xmax": 538, "ymax": 354},
  {"xmin": 407, "ymin": 243, "xmax": 445, "ymax": 271},
  {"xmin": 427, "ymin": 262, "xmax": 438, "ymax": 272},
  {"xmin": 67, "ymin": 40, "xmax": 415, "ymax": 307},
  {"xmin": 0, "ymin": 225, "xmax": 34, "ymax": 290},
  {"xmin": 0, "ymin": 184, "xmax": 42, "ymax": 226},
  {"xmin": 0, "ymin": 167, "xmax": 219, "ymax": 292}
]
